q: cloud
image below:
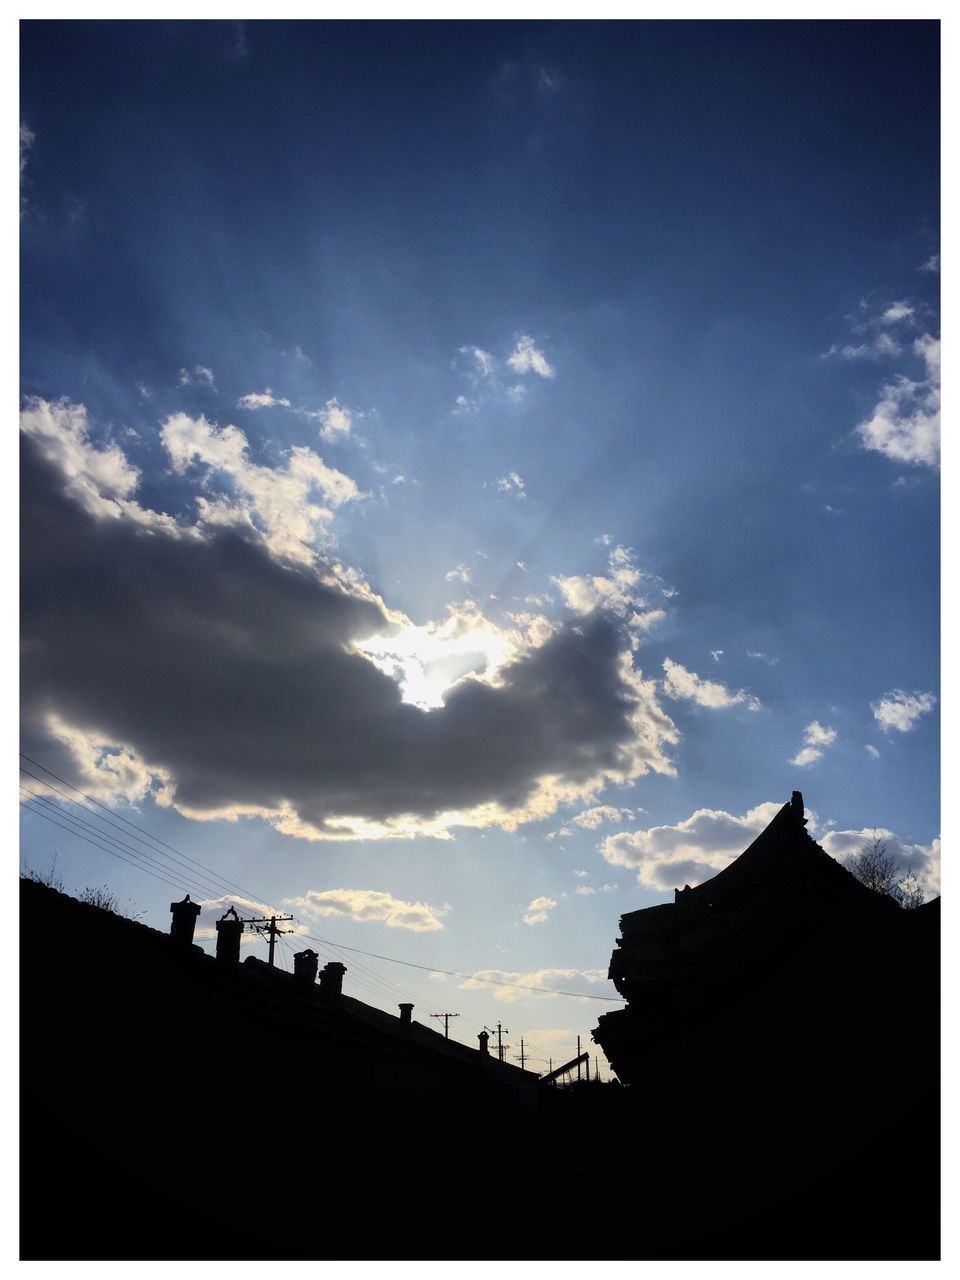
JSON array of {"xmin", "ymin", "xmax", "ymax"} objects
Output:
[
  {"xmin": 311, "ymin": 397, "xmax": 353, "ymax": 442},
  {"xmin": 523, "ymin": 895, "xmax": 558, "ymax": 925},
  {"xmin": 575, "ymin": 885, "xmax": 596, "ymax": 895},
  {"xmin": 790, "ymin": 720, "xmax": 837, "ymax": 767},
  {"xmin": 237, "ymin": 389, "xmax": 291, "ymax": 409},
  {"xmin": 193, "ymin": 895, "xmax": 309, "ymax": 943},
  {"xmin": 746, "ymin": 650, "xmax": 779, "ymax": 666},
  {"xmin": 458, "ymin": 345, "xmax": 495, "ymax": 377},
  {"xmin": 819, "ymin": 829, "xmax": 940, "ymax": 899},
  {"xmin": 830, "ymin": 332, "xmax": 903, "ymax": 361},
  {"xmin": 855, "ymin": 334, "xmax": 939, "ymax": 468},
  {"xmin": 506, "ymin": 334, "xmax": 555, "ymax": 378},
  {"xmin": 601, "ymin": 802, "xmax": 784, "ymax": 889},
  {"xmin": 19, "ymin": 397, "xmax": 182, "ymax": 534},
  {"xmin": 568, "ymin": 805, "xmax": 635, "ymax": 829},
  {"xmin": 920, "ymin": 254, "xmax": 939, "ymax": 274},
  {"xmin": 21, "ymin": 423, "xmax": 679, "ymax": 841},
  {"xmin": 865, "ymin": 744, "xmax": 880, "ymax": 759},
  {"xmin": 880, "ymin": 301, "xmax": 915, "ymax": 326},
  {"xmin": 161, "ymin": 411, "xmax": 361, "ymax": 563},
  {"xmin": 285, "ymin": 888, "xmax": 449, "ymax": 933},
  {"xmin": 20, "ymin": 121, "xmax": 35, "ymax": 176},
  {"xmin": 870, "ymin": 690, "xmax": 937, "ymax": 734},
  {"xmin": 445, "ymin": 564, "xmax": 471, "ymax": 584},
  {"xmin": 552, "ymin": 545, "xmax": 658, "ymax": 626},
  {"xmin": 497, "ymin": 472, "xmax": 526, "ymax": 498},
  {"xmin": 710, "ymin": 650, "xmax": 723, "ymax": 662},
  {"xmin": 178, "ymin": 366, "xmax": 216, "ymax": 387},
  {"xmin": 459, "ymin": 967, "xmax": 612, "ymax": 1003},
  {"xmin": 661, "ymin": 659, "xmax": 761, "ymax": 711}
]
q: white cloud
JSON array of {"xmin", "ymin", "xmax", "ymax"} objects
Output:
[
  {"xmin": 497, "ymin": 472, "xmax": 526, "ymax": 498},
  {"xmin": 661, "ymin": 658, "xmax": 761, "ymax": 711},
  {"xmin": 790, "ymin": 720, "xmax": 837, "ymax": 767},
  {"xmin": 459, "ymin": 967, "xmax": 612, "ymax": 1003},
  {"xmin": 601, "ymin": 801, "xmax": 784, "ymax": 889},
  {"xmin": 313, "ymin": 397, "xmax": 353, "ymax": 442},
  {"xmin": 238, "ymin": 389, "xmax": 291, "ymax": 409},
  {"xmin": 866, "ymin": 745, "xmax": 880, "ymax": 759},
  {"xmin": 746, "ymin": 650, "xmax": 779, "ymax": 666},
  {"xmin": 285, "ymin": 888, "xmax": 449, "ymax": 933},
  {"xmin": 573, "ymin": 868, "xmax": 590, "ymax": 878},
  {"xmin": 832, "ymin": 332, "xmax": 903, "ymax": 360},
  {"xmin": 178, "ymin": 365, "xmax": 216, "ymax": 387},
  {"xmin": 453, "ymin": 394, "xmax": 477, "ymax": 414},
  {"xmin": 880, "ymin": 301, "xmax": 915, "ymax": 326},
  {"xmin": 161, "ymin": 412, "xmax": 362, "ymax": 564},
  {"xmin": 458, "ymin": 345, "xmax": 495, "ymax": 377},
  {"xmin": 445, "ymin": 564, "xmax": 471, "ymax": 584},
  {"xmin": 523, "ymin": 895, "xmax": 558, "ymax": 925},
  {"xmin": 920, "ymin": 255, "xmax": 939, "ymax": 274},
  {"xmin": 819, "ymin": 829, "xmax": 940, "ymax": 899},
  {"xmin": 575, "ymin": 885, "xmax": 596, "ymax": 895},
  {"xmin": 569, "ymin": 805, "xmax": 635, "ymax": 829},
  {"xmin": 193, "ymin": 895, "xmax": 310, "ymax": 944},
  {"xmin": 506, "ymin": 384, "xmax": 527, "ymax": 402},
  {"xmin": 855, "ymin": 334, "xmax": 939, "ymax": 468},
  {"xmin": 506, "ymin": 334, "xmax": 555, "ymax": 378},
  {"xmin": 710, "ymin": 649, "xmax": 723, "ymax": 662},
  {"xmin": 19, "ymin": 397, "xmax": 182, "ymax": 534},
  {"xmin": 870, "ymin": 690, "xmax": 937, "ymax": 734},
  {"xmin": 552, "ymin": 545, "xmax": 659, "ymax": 626},
  {"xmin": 20, "ymin": 123, "xmax": 35, "ymax": 213}
]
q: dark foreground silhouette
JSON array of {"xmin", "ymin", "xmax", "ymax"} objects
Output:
[{"xmin": 20, "ymin": 794, "xmax": 939, "ymax": 1260}]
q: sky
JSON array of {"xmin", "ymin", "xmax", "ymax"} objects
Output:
[{"xmin": 18, "ymin": 18, "xmax": 940, "ymax": 1077}]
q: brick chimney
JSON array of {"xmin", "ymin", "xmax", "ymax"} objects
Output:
[
  {"xmin": 294, "ymin": 949, "xmax": 319, "ymax": 986},
  {"xmin": 398, "ymin": 1002, "xmax": 413, "ymax": 1027},
  {"xmin": 215, "ymin": 906, "xmax": 242, "ymax": 964},
  {"xmin": 318, "ymin": 961, "xmax": 346, "ymax": 997},
  {"xmin": 169, "ymin": 894, "xmax": 201, "ymax": 945},
  {"xmin": 478, "ymin": 1031, "xmax": 490, "ymax": 1056}
]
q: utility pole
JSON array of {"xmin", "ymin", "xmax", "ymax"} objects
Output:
[
  {"xmin": 430, "ymin": 1012, "xmax": 460, "ymax": 1039},
  {"xmin": 577, "ymin": 1035, "xmax": 582, "ymax": 1081},
  {"xmin": 513, "ymin": 1038, "xmax": 529, "ymax": 1071},
  {"xmin": 484, "ymin": 1023, "xmax": 509, "ymax": 1063},
  {"xmin": 242, "ymin": 914, "xmax": 294, "ymax": 967},
  {"xmin": 596, "ymin": 1055, "xmax": 601, "ymax": 1083}
]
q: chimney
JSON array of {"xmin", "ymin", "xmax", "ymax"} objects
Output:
[
  {"xmin": 478, "ymin": 1031, "xmax": 490, "ymax": 1056},
  {"xmin": 318, "ymin": 961, "xmax": 346, "ymax": 998},
  {"xmin": 169, "ymin": 894, "xmax": 201, "ymax": 945},
  {"xmin": 294, "ymin": 949, "xmax": 319, "ymax": 987},
  {"xmin": 398, "ymin": 1002, "xmax": 413, "ymax": 1027},
  {"xmin": 215, "ymin": 906, "xmax": 242, "ymax": 964}
]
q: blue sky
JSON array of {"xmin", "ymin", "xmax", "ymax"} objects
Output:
[{"xmin": 19, "ymin": 19, "xmax": 940, "ymax": 1071}]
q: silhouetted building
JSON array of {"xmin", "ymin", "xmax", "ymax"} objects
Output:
[
  {"xmin": 588, "ymin": 792, "xmax": 939, "ymax": 1260},
  {"xmin": 20, "ymin": 876, "xmax": 537, "ymax": 1260}
]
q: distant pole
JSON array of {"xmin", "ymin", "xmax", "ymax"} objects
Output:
[
  {"xmin": 585, "ymin": 1054, "xmax": 590, "ymax": 1083},
  {"xmin": 430, "ymin": 1012, "xmax": 460, "ymax": 1039},
  {"xmin": 496, "ymin": 1022, "xmax": 508, "ymax": 1062},
  {"xmin": 514, "ymin": 1038, "xmax": 528, "ymax": 1071},
  {"xmin": 577, "ymin": 1036, "xmax": 582, "ymax": 1081},
  {"xmin": 595, "ymin": 1055, "xmax": 601, "ymax": 1082},
  {"xmin": 241, "ymin": 913, "xmax": 294, "ymax": 967}
]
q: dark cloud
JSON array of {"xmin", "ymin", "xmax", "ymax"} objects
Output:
[{"xmin": 22, "ymin": 437, "xmax": 674, "ymax": 835}]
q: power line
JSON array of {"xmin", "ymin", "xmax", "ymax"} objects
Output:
[
  {"xmin": 296, "ymin": 932, "xmax": 625, "ymax": 1001},
  {"xmin": 20, "ymin": 800, "xmax": 192, "ymax": 894},
  {"xmin": 20, "ymin": 784, "xmax": 220, "ymax": 899},
  {"xmin": 20, "ymin": 752, "xmax": 625, "ymax": 1013}
]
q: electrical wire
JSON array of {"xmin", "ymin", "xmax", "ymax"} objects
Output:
[{"xmin": 20, "ymin": 750, "xmax": 624, "ymax": 1026}]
